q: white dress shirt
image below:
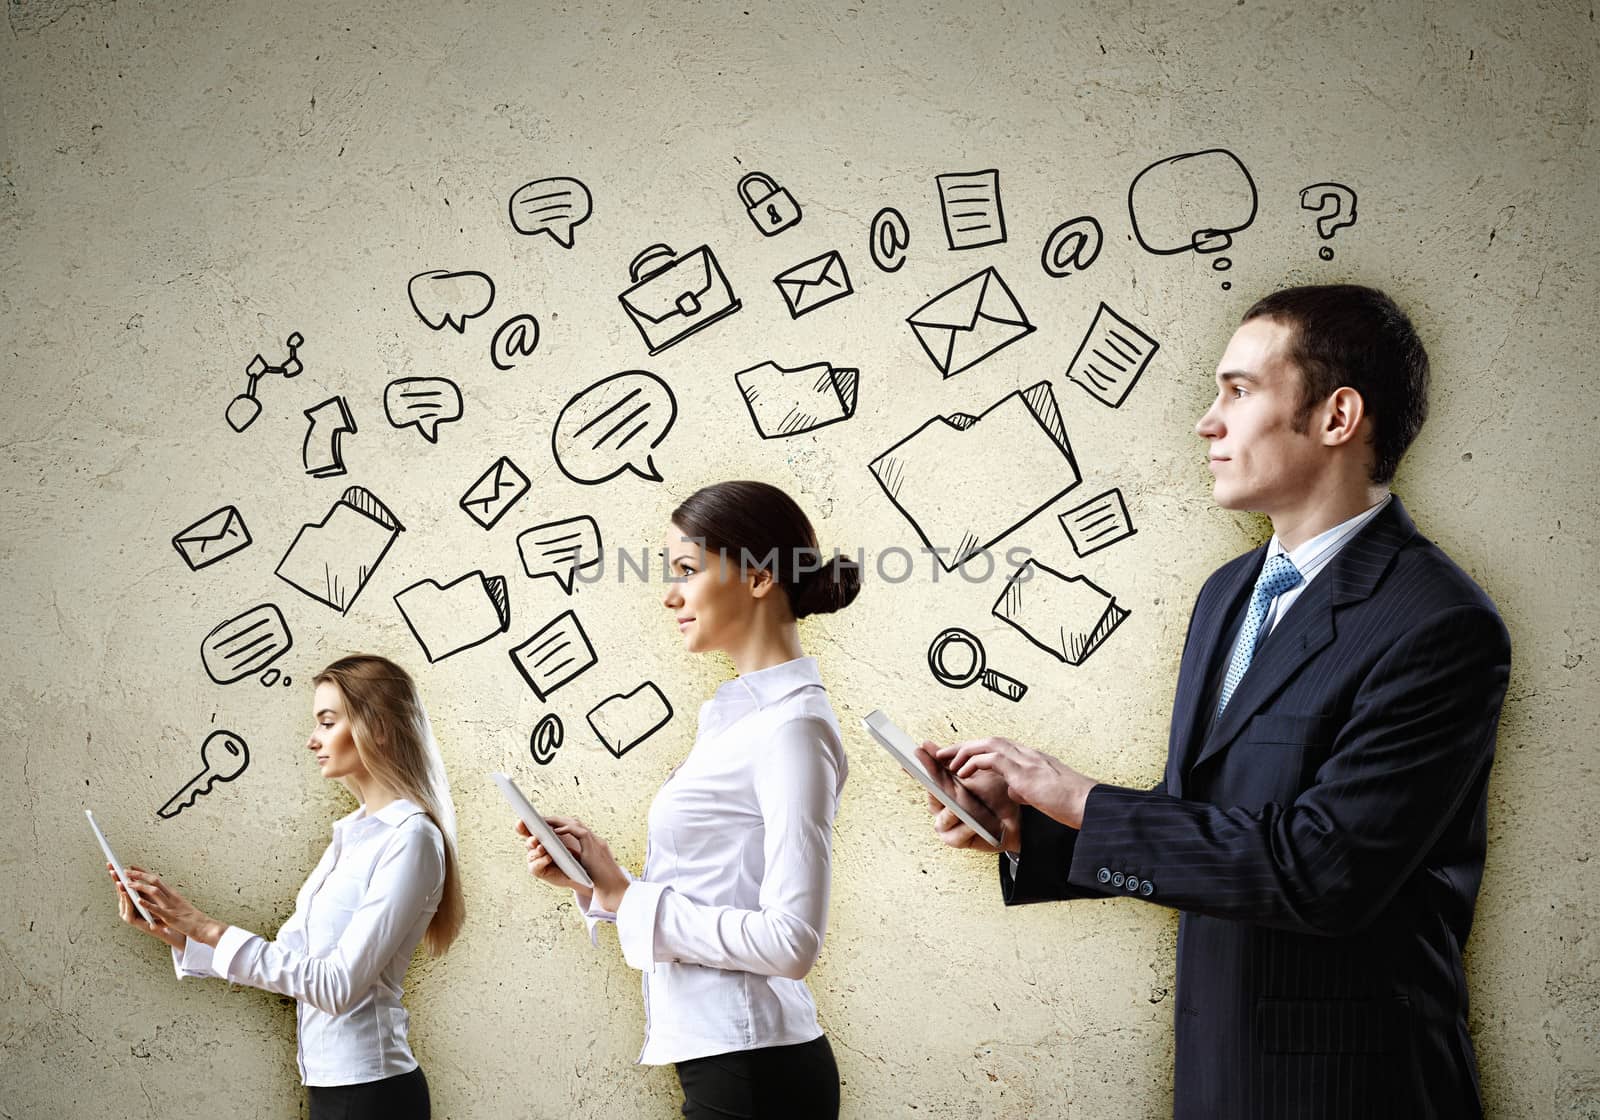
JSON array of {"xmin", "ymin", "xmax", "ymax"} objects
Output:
[
  {"xmin": 171, "ymin": 798, "xmax": 445, "ymax": 1086},
  {"xmin": 581, "ymin": 656, "xmax": 848, "ymax": 1066}
]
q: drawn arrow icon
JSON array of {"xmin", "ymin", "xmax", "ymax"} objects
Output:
[{"xmin": 303, "ymin": 396, "xmax": 356, "ymax": 478}]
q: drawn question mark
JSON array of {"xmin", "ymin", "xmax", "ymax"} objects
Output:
[{"xmin": 1299, "ymin": 182, "xmax": 1358, "ymax": 260}]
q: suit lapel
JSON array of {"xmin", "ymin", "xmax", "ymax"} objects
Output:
[
  {"xmin": 1187, "ymin": 497, "xmax": 1419, "ymax": 776},
  {"xmin": 1169, "ymin": 549, "xmax": 1262, "ymax": 796}
]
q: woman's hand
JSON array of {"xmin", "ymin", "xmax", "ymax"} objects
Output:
[
  {"xmin": 108, "ymin": 864, "xmax": 185, "ymax": 949},
  {"xmin": 540, "ymin": 816, "xmax": 631, "ymax": 914},
  {"xmin": 514, "ymin": 818, "xmax": 591, "ymax": 904},
  {"xmin": 119, "ymin": 866, "xmax": 227, "ymax": 947}
]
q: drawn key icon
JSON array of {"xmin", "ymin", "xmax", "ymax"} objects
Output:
[{"xmin": 157, "ymin": 730, "xmax": 250, "ymax": 820}]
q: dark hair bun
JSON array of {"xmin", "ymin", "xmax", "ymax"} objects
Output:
[{"xmin": 792, "ymin": 555, "xmax": 862, "ymax": 618}]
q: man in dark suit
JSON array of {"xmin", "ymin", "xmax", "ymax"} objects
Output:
[{"xmin": 927, "ymin": 285, "xmax": 1511, "ymax": 1119}]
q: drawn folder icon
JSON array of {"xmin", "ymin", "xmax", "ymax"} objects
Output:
[
  {"xmin": 906, "ymin": 267, "xmax": 1034, "ymax": 378},
  {"xmin": 736, "ymin": 360, "xmax": 859, "ymax": 439},
  {"xmin": 869, "ymin": 381, "xmax": 1080, "ymax": 570},
  {"xmin": 275, "ymin": 487, "xmax": 404, "ymax": 613},
  {"xmin": 394, "ymin": 571, "xmax": 511, "ymax": 662},
  {"xmin": 992, "ymin": 559, "xmax": 1129, "ymax": 666}
]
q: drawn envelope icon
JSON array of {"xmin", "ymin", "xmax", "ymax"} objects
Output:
[
  {"xmin": 172, "ymin": 505, "xmax": 251, "ymax": 571},
  {"xmin": 276, "ymin": 487, "xmax": 404, "ymax": 613},
  {"xmin": 459, "ymin": 456, "xmax": 530, "ymax": 530},
  {"xmin": 992, "ymin": 559, "xmax": 1129, "ymax": 666},
  {"xmin": 906, "ymin": 267, "xmax": 1035, "ymax": 378},
  {"xmin": 736, "ymin": 360, "xmax": 859, "ymax": 439},
  {"xmin": 773, "ymin": 250, "xmax": 853, "ymax": 318},
  {"xmin": 870, "ymin": 381, "xmax": 1081, "ymax": 570},
  {"xmin": 394, "ymin": 571, "xmax": 511, "ymax": 662}
]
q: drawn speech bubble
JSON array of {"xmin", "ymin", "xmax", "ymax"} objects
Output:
[
  {"xmin": 552, "ymin": 371, "xmax": 677, "ymax": 486},
  {"xmin": 509, "ymin": 177, "xmax": 593, "ymax": 248},
  {"xmin": 518, "ymin": 515, "xmax": 603, "ymax": 594},
  {"xmin": 408, "ymin": 270, "xmax": 496, "ymax": 333},
  {"xmin": 384, "ymin": 377, "xmax": 463, "ymax": 443}
]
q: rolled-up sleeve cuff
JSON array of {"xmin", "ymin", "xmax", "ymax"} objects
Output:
[
  {"xmin": 211, "ymin": 925, "xmax": 259, "ymax": 981},
  {"xmin": 616, "ymin": 881, "xmax": 669, "ymax": 973},
  {"xmin": 576, "ymin": 890, "xmax": 617, "ymax": 946},
  {"xmin": 172, "ymin": 936, "xmax": 217, "ymax": 979}
]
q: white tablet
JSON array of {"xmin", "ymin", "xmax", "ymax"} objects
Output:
[
  {"xmin": 491, "ymin": 772, "xmax": 594, "ymax": 889},
  {"xmin": 862, "ymin": 710, "xmax": 1003, "ymax": 850},
  {"xmin": 86, "ymin": 809, "xmax": 156, "ymax": 925}
]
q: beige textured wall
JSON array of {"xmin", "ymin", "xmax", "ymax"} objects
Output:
[{"xmin": 2, "ymin": 0, "xmax": 1596, "ymax": 1116}]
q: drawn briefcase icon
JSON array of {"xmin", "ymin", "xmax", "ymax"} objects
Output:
[{"xmin": 618, "ymin": 243, "xmax": 742, "ymax": 354}]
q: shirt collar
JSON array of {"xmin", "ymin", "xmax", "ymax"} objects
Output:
[
  {"xmin": 337, "ymin": 796, "xmax": 425, "ymax": 832},
  {"xmin": 711, "ymin": 656, "xmax": 823, "ymax": 712},
  {"xmin": 1266, "ymin": 494, "xmax": 1392, "ymax": 577}
]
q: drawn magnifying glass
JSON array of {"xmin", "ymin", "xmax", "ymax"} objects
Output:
[{"xmin": 927, "ymin": 628, "xmax": 1028, "ymax": 702}]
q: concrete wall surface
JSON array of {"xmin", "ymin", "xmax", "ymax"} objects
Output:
[{"xmin": 2, "ymin": 0, "xmax": 1596, "ymax": 1115}]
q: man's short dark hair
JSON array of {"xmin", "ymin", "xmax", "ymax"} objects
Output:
[{"xmin": 1242, "ymin": 284, "xmax": 1429, "ymax": 485}]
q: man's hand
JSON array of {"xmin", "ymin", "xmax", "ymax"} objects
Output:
[
  {"xmin": 939, "ymin": 737, "xmax": 1098, "ymax": 830},
  {"xmin": 918, "ymin": 743, "xmax": 1021, "ymax": 853}
]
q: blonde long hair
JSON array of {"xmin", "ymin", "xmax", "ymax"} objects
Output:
[{"xmin": 314, "ymin": 655, "xmax": 464, "ymax": 957}]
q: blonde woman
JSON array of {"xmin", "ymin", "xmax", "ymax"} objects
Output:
[
  {"xmin": 109, "ymin": 655, "xmax": 463, "ymax": 1120},
  {"xmin": 517, "ymin": 481, "xmax": 860, "ymax": 1119}
]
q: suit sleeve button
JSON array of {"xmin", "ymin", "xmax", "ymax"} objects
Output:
[
  {"xmin": 1140, "ymin": 881, "xmax": 1154, "ymax": 897},
  {"xmin": 1097, "ymin": 867, "xmax": 1112, "ymax": 884},
  {"xmin": 1125, "ymin": 877, "xmax": 1140, "ymax": 892},
  {"xmin": 1112, "ymin": 872, "xmax": 1125, "ymax": 887}
]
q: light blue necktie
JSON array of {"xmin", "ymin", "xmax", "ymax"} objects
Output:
[{"xmin": 1217, "ymin": 553, "xmax": 1303, "ymax": 716}]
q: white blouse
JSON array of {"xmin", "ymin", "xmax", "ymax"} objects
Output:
[
  {"xmin": 172, "ymin": 798, "xmax": 445, "ymax": 1086},
  {"xmin": 583, "ymin": 656, "xmax": 848, "ymax": 1065}
]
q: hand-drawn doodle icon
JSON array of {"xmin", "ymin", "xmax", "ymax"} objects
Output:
[
  {"xmin": 518, "ymin": 515, "xmax": 603, "ymax": 593},
  {"xmin": 927, "ymin": 627, "xmax": 1028, "ymax": 702},
  {"xmin": 1041, "ymin": 217, "xmax": 1103, "ymax": 278},
  {"xmin": 735, "ymin": 360, "xmax": 858, "ymax": 439},
  {"xmin": 737, "ymin": 172, "xmax": 802, "ymax": 236},
  {"xmin": 158, "ymin": 730, "xmax": 249, "ymax": 820},
  {"xmin": 226, "ymin": 332, "xmax": 304, "ymax": 433},
  {"xmin": 1128, "ymin": 148, "xmax": 1258, "ymax": 285},
  {"xmin": 394, "ymin": 571, "xmax": 511, "ymax": 663},
  {"xmin": 530, "ymin": 713, "xmax": 564, "ymax": 765},
  {"xmin": 384, "ymin": 377, "xmax": 463, "ymax": 444},
  {"xmin": 870, "ymin": 207, "xmax": 910, "ymax": 273},
  {"xmin": 1299, "ymin": 182, "xmax": 1358, "ymax": 260},
  {"xmin": 172, "ymin": 505, "xmax": 251, "ymax": 571},
  {"xmin": 1064, "ymin": 303, "xmax": 1160, "ymax": 409},
  {"xmin": 201, "ymin": 604, "xmax": 293, "ymax": 685},
  {"xmin": 510, "ymin": 610, "xmax": 597, "ymax": 701},
  {"xmin": 993, "ymin": 559, "xmax": 1129, "ymax": 666},
  {"xmin": 552, "ymin": 371, "xmax": 677, "ymax": 486},
  {"xmin": 490, "ymin": 315, "xmax": 540, "ymax": 371},
  {"xmin": 936, "ymin": 169, "xmax": 1007, "ymax": 251},
  {"xmin": 302, "ymin": 396, "xmax": 356, "ymax": 478},
  {"xmin": 1059, "ymin": 488, "xmax": 1136, "ymax": 557},
  {"xmin": 408, "ymin": 269, "xmax": 496, "ymax": 333},
  {"xmin": 870, "ymin": 381, "xmax": 1080, "ymax": 571},
  {"xmin": 774, "ymin": 250, "xmax": 853, "ymax": 319},
  {"xmin": 459, "ymin": 455, "xmax": 530, "ymax": 530},
  {"xmin": 509, "ymin": 177, "xmax": 593, "ymax": 247},
  {"xmin": 906, "ymin": 267, "xmax": 1035, "ymax": 379},
  {"xmin": 617, "ymin": 244, "xmax": 741, "ymax": 354},
  {"xmin": 276, "ymin": 487, "xmax": 404, "ymax": 613},
  {"xmin": 587, "ymin": 682, "xmax": 673, "ymax": 760}
]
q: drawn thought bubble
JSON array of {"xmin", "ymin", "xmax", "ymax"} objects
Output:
[
  {"xmin": 384, "ymin": 378, "xmax": 463, "ymax": 443},
  {"xmin": 552, "ymin": 371, "xmax": 677, "ymax": 486},
  {"xmin": 518, "ymin": 515, "xmax": 602, "ymax": 594},
  {"xmin": 509, "ymin": 177, "xmax": 592, "ymax": 248},
  {"xmin": 1127, "ymin": 149, "xmax": 1258, "ymax": 258},
  {"xmin": 408, "ymin": 270, "xmax": 496, "ymax": 333}
]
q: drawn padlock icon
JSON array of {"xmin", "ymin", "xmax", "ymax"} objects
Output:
[{"xmin": 738, "ymin": 173, "xmax": 802, "ymax": 236}]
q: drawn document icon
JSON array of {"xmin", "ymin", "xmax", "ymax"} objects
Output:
[
  {"xmin": 1060, "ymin": 488, "xmax": 1136, "ymax": 557},
  {"xmin": 394, "ymin": 571, "xmax": 511, "ymax": 663},
  {"xmin": 276, "ymin": 487, "xmax": 404, "ymax": 613},
  {"xmin": 617, "ymin": 244, "xmax": 741, "ymax": 354},
  {"xmin": 870, "ymin": 382, "xmax": 1080, "ymax": 571},
  {"xmin": 936, "ymin": 169, "xmax": 1007, "ymax": 250},
  {"xmin": 992, "ymin": 559, "xmax": 1129, "ymax": 666},
  {"xmin": 906, "ymin": 268, "xmax": 1034, "ymax": 379},
  {"xmin": 1064, "ymin": 303, "xmax": 1160, "ymax": 408},
  {"xmin": 736, "ymin": 361, "xmax": 859, "ymax": 439},
  {"xmin": 587, "ymin": 682, "xmax": 673, "ymax": 759},
  {"xmin": 509, "ymin": 610, "xmax": 597, "ymax": 701}
]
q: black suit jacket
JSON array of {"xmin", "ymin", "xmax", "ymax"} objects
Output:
[{"xmin": 1004, "ymin": 498, "xmax": 1511, "ymax": 1119}]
